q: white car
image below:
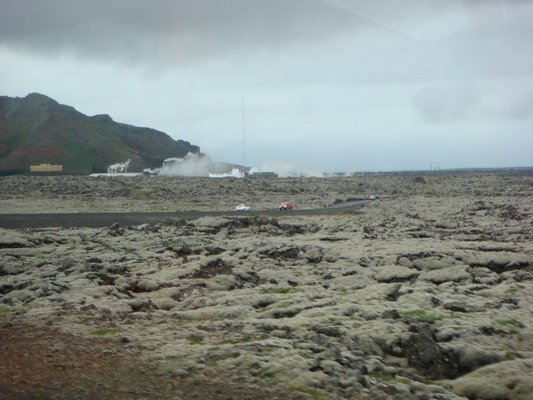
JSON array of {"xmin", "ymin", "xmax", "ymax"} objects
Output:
[{"xmin": 235, "ymin": 204, "xmax": 251, "ymax": 211}]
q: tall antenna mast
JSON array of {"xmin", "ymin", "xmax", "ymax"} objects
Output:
[{"xmin": 242, "ymin": 94, "xmax": 245, "ymax": 165}]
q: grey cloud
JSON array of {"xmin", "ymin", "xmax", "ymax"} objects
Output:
[
  {"xmin": 413, "ymin": 84, "xmax": 482, "ymax": 123},
  {"xmin": 504, "ymin": 91, "xmax": 533, "ymax": 120},
  {"xmin": 322, "ymin": 0, "xmax": 463, "ymax": 26},
  {"xmin": 325, "ymin": 0, "xmax": 531, "ymax": 30},
  {"xmin": 1, "ymin": 0, "xmax": 532, "ymax": 171},
  {"xmin": 324, "ymin": 0, "xmax": 533, "ymax": 44},
  {"xmin": 462, "ymin": 0, "xmax": 533, "ymax": 26},
  {"xmin": 0, "ymin": 0, "xmax": 367, "ymax": 65},
  {"xmin": 413, "ymin": 84, "xmax": 533, "ymax": 123},
  {"xmin": 1, "ymin": 0, "xmax": 531, "ymax": 84}
]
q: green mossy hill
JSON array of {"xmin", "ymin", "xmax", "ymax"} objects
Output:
[{"xmin": 0, "ymin": 93, "xmax": 200, "ymax": 174}]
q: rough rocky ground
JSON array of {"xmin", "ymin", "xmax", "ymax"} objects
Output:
[
  {"xmin": 0, "ymin": 174, "xmax": 532, "ymax": 399},
  {"xmin": 1, "ymin": 173, "xmax": 530, "ymax": 213}
]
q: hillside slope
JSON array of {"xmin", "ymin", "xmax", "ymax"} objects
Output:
[{"xmin": 0, "ymin": 93, "xmax": 200, "ymax": 174}]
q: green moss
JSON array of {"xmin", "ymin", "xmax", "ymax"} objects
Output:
[
  {"xmin": 287, "ymin": 386, "xmax": 327, "ymax": 399},
  {"xmin": 78, "ymin": 315, "xmax": 97, "ymax": 323},
  {"xmin": 219, "ymin": 335, "xmax": 254, "ymax": 345},
  {"xmin": 166, "ymin": 239, "xmax": 182, "ymax": 249},
  {"xmin": 260, "ymin": 287, "xmax": 303, "ymax": 294},
  {"xmin": 298, "ymin": 350, "xmax": 315, "ymax": 359},
  {"xmin": 505, "ymin": 284, "xmax": 524, "ymax": 294},
  {"xmin": 400, "ymin": 309, "xmax": 443, "ymax": 322},
  {"xmin": 90, "ymin": 327, "xmax": 121, "ymax": 335},
  {"xmin": 368, "ymin": 373, "xmax": 395, "ymax": 382},
  {"xmin": 446, "ymin": 311, "xmax": 464, "ymax": 319},
  {"xmin": 263, "ymin": 374, "xmax": 282, "ymax": 383},
  {"xmin": 203, "ymin": 349, "xmax": 241, "ymax": 367},
  {"xmin": 493, "ymin": 318, "xmax": 523, "ymax": 328},
  {"xmin": 424, "ymin": 380, "xmax": 445, "ymax": 386},
  {"xmin": 397, "ymin": 377, "xmax": 412, "ymax": 385},
  {"xmin": 368, "ymin": 374, "xmax": 412, "ymax": 385},
  {"xmin": 0, "ymin": 306, "xmax": 14, "ymax": 315},
  {"xmin": 188, "ymin": 334, "xmax": 204, "ymax": 345},
  {"xmin": 254, "ymin": 349, "xmax": 273, "ymax": 356}
]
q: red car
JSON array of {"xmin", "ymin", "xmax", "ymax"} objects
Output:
[{"xmin": 279, "ymin": 202, "xmax": 294, "ymax": 211}]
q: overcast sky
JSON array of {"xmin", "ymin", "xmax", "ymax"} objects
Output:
[{"xmin": 1, "ymin": 0, "xmax": 532, "ymax": 172}]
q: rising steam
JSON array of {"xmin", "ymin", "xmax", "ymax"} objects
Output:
[
  {"xmin": 249, "ymin": 161, "xmax": 324, "ymax": 178},
  {"xmin": 154, "ymin": 153, "xmax": 245, "ymax": 177},
  {"xmin": 107, "ymin": 159, "xmax": 131, "ymax": 173},
  {"xmin": 102, "ymin": 154, "xmax": 323, "ymax": 178},
  {"xmin": 209, "ymin": 168, "xmax": 244, "ymax": 178},
  {"xmin": 160, "ymin": 153, "xmax": 211, "ymax": 177}
]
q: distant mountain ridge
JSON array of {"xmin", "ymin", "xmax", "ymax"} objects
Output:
[{"xmin": 0, "ymin": 93, "xmax": 200, "ymax": 174}]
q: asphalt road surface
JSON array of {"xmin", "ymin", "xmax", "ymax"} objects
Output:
[{"xmin": 0, "ymin": 200, "xmax": 368, "ymax": 229}]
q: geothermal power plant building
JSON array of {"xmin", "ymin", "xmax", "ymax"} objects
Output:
[{"xmin": 30, "ymin": 163, "xmax": 63, "ymax": 173}]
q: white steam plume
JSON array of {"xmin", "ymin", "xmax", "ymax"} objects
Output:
[
  {"xmin": 107, "ymin": 159, "xmax": 131, "ymax": 173},
  {"xmin": 249, "ymin": 161, "xmax": 323, "ymax": 178},
  {"xmin": 209, "ymin": 168, "xmax": 244, "ymax": 178},
  {"xmin": 160, "ymin": 153, "xmax": 211, "ymax": 177}
]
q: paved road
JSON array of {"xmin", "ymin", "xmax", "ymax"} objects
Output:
[{"xmin": 0, "ymin": 200, "xmax": 368, "ymax": 229}]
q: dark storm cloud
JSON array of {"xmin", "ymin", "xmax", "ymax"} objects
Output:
[
  {"xmin": 0, "ymin": 0, "xmax": 367, "ymax": 65},
  {"xmin": 1, "ymin": 0, "xmax": 532, "ymax": 82}
]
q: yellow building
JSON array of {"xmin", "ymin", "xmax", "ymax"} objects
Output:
[{"xmin": 30, "ymin": 163, "xmax": 63, "ymax": 172}]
